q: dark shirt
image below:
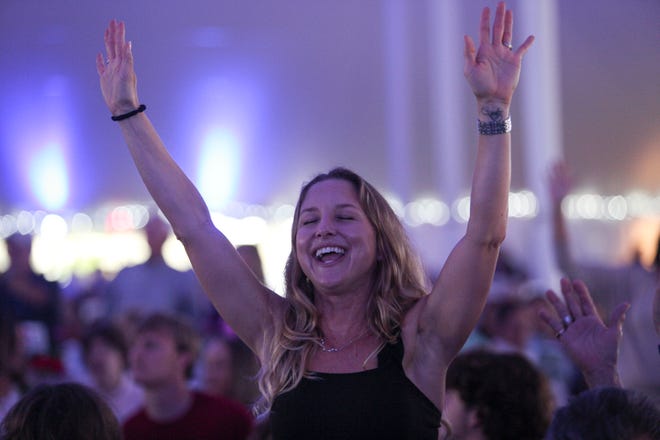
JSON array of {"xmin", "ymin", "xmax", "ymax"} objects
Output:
[
  {"xmin": 270, "ymin": 338, "xmax": 441, "ymax": 440},
  {"xmin": 0, "ymin": 272, "xmax": 60, "ymax": 355}
]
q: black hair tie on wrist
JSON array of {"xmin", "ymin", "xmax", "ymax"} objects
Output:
[{"xmin": 111, "ymin": 104, "xmax": 146, "ymax": 121}]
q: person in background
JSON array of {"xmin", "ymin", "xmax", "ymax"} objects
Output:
[
  {"xmin": 539, "ymin": 278, "xmax": 660, "ymax": 440},
  {"xmin": 474, "ymin": 278, "xmax": 575, "ymax": 406},
  {"xmin": 546, "ymin": 387, "xmax": 660, "ymax": 440},
  {"xmin": 81, "ymin": 320, "xmax": 143, "ymax": 422},
  {"xmin": 0, "ymin": 382, "xmax": 122, "ymax": 440},
  {"xmin": 196, "ymin": 335, "xmax": 236, "ymax": 400},
  {"xmin": 0, "ymin": 311, "xmax": 23, "ymax": 420},
  {"xmin": 548, "ymin": 160, "xmax": 660, "ymax": 402},
  {"xmin": 97, "ymin": 3, "xmax": 533, "ymax": 438},
  {"xmin": 105, "ymin": 214, "xmax": 208, "ymax": 329},
  {"xmin": 123, "ymin": 313, "xmax": 253, "ymax": 440},
  {"xmin": 443, "ymin": 350, "xmax": 554, "ymax": 440},
  {"xmin": 0, "ymin": 233, "xmax": 61, "ymax": 357}
]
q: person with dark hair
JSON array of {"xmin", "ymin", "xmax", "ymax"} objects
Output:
[
  {"xmin": 97, "ymin": 3, "xmax": 533, "ymax": 438},
  {"xmin": 123, "ymin": 313, "xmax": 253, "ymax": 440},
  {"xmin": 81, "ymin": 320, "xmax": 143, "ymax": 421},
  {"xmin": 0, "ymin": 382, "xmax": 122, "ymax": 440},
  {"xmin": 195, "ymin": 333, "xmax": 260, "ymax": 409},
  {"xmin": 546, "ymin": 387, "xmax": 660, "ymax": 440},
  {"xmin": 444, "ymin": 350, "xmax": 555, "ymax": 440},
  {"xmin": 0, "ymin": 233, "xmax": 61, "ymax": 357},
  {"xmin": 540, "ymin": 278, "xmax": 660, "ymax": 440}
]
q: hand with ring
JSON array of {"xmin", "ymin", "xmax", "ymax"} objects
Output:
[{"xmin": 539, "ymin": 278, "xmax": 629, "ymax": 388}]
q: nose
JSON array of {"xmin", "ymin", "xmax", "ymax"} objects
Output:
[{"xmin": 315, "ymin": 216, "xmax": 335, "ymax": 238}]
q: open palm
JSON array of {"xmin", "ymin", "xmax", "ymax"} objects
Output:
[
  {"xmin": 463, "ymin": 3, "xmax": 534, "ymax": 105},
  {"xmin": 96, "ymin": 19, "xmax": 140, "ymax": 115}
]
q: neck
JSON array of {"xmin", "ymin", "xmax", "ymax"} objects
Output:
[
  {"xmin": 315, "ymin": 292, "xmax": 370, "ymax": 341},
  {"xmin": 147, "ymin": 253, "xmax": 165, "ymax": 264},
  {"xmin": 143, "ymin": 380, "xmax": 192, "ymax": 422}
]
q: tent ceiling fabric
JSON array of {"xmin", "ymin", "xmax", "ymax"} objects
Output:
[{"xmin": 0, "ymin": 0, "xmax": 658, "ymax": 212}]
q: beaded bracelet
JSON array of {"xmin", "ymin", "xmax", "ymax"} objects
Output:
[
  {"xmin": 111, "ymin": 104, "xmax": 146, "ymax": 121},
  {"xmin": 477, "ymin": 116, "xmax": 511, "ymax": 135}
]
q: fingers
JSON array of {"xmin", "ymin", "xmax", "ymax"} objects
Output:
[
  {"xmin": 104, "ymin": 24, "xmax": 113, "ymax": 60},
  {"xmin": 514, "ymin": 35, "xmax": 535, "ymax": 58},
  {"xmin": 463, "ymin": 35, "xmax": 476, "ymax": 72},
  {"xmin": 472, "ymin": 3, "xmax": 533, "ymax": 58},
  {"xmin": 572, "ymin": 279, "xmax": 598, "ymax": 317},
  {"xmin": 561, "ymin": 278, "xmax": 583, "ymax": 321},
  {"xmin": 116, "ymin": 21, "xmax": 126, "ymax": 60},
  {"xmin": 104, "ymin": 19, "xmax": 127, "ymax": 63},
  {"xmin": 95, "ymin": 52, "xmax": 105, "ymax": 76},
  {"xmin": 545, "ymin": 288, "xmax": 571, "ymax": 328},
  {"xmin": 608, "ymin": 302, "xmax": 630, "ymax": 331},
  {"xmin": 478, "ymin": 6, "xmax": 490, "ymax": 46},
  {"xmin": 491, "ymin": 2, "xmax": 506, "ymax": 45},
  {"xmin": 125, "ymin": 40, "xmax": 133, "ymax": 66},
  {"xmin": 501, "ymin": 9, "xmax": 513, "ymax": 48},
  {"xmin": 539, "ymin": 306, "xmax": 563, "ymax": 338}
]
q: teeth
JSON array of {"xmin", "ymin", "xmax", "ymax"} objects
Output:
[{"xmin": 315, "ymin": 246, "xmax": 345, "ymax": 259}]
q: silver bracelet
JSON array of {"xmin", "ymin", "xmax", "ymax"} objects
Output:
[{"xmin": 478, "ymin": 115, "xmax": 511, "ymax": 135}]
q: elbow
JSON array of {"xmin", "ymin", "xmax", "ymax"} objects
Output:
[
  {"xmin": 467, "ymin": 221, "xmax": 507, "ymax": 250},
  {"xmin": 483, "ymin": 232, "xmax": 506, "ymax": 250},
  {"xmin": 172, "ymin": 215, "xmax": 216, "ymax": 247}
]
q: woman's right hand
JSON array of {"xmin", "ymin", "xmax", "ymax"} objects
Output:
[{"xmin": 96, "ymin": 20, "xmax": 140, "ymax": 116}]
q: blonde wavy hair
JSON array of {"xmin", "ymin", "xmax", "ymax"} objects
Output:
[{"xmin": 256, "ymin": 168, "xmax": 429, "ymax": 411}]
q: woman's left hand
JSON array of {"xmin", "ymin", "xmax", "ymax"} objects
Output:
[{"xmin": 464, "ymin": 2, "xmax": 534, "ymax": 106}]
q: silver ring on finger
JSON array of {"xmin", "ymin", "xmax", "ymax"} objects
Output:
[
  {"xmin": 502, "ymin": 41, "xmax": 513, "ymax": 50},
  {"xmin": 562, "ymin": 315, "xmax": 573, "ymax": 327}
]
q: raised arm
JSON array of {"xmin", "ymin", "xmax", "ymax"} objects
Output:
[
  {"xmin": 539, "ymin": 278, "xmax": 629, "ymax": 388},
  {"xmin": 548, "ymin": 160, "xmax": 579, "ymax": 277},
  {"xmin": 96, "ymin": 20, "xmax": 284, "ymax": 352},
  {"xmin": 416, "ymin": 2, "xmax": 534, "ymax": 360}
]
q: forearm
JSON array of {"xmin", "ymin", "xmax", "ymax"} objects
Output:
[
  {"xmin": 116, "ymin": 113, "xmax": 212, "ymax": 241},
  {"xmin": 551, "ymin": 201, "xmax": 577, "ymax": 277},
  {"xmin": 466, "ymin": 99, "xmax": 511, "ymax": 246}
]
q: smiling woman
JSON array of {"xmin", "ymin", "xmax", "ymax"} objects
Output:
[{"xmin": 96, "ymin": 3, "xmax": 533, "ymax": 439}]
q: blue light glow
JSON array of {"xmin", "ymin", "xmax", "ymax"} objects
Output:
[
  {"xmin": 29, "ymin": 142, "xmax": 69, "ymax": 210},
  {"xmin": 183, "ymin": 74, "xmax": 263, "ymax": 208},
  {"xmin": 198, "ymin": 128, "xmax": 239, "ymax": 208}
]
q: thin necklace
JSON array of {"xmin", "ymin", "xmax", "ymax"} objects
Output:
[{"xmin": 319, "ymin": 329, "xmax": 369, "ymax": 353}]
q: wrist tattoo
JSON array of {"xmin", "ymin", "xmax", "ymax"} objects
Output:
[{"xmin": 481, "ymin": 106, "xmax": 505, "ymax": 122}]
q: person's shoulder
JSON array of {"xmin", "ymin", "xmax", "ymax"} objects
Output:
[
  {"xmin": 122, "ymin": 406, "xmax": 149, "ymax": 429},
  {"xmin": 195, "ymin": 391, "xmax": 253, "ymax": 424},
  {"xmin": 109, "ymin": 264, "xmax": 140, "ymax": 282},
  {"xmin": 194, "ymin": 391, "xmax": 247, "ymax": 409}
]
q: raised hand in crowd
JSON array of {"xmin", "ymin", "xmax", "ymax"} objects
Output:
[{"xmin": 539, "ymin": 278, "xmax": 629, "ymax": 389}]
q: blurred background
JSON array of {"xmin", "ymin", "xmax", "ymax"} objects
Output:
[{"xmin": 0, "ymin": 0, "xmax": 658, "ymax": 292}]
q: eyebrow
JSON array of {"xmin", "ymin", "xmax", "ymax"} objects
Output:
[{"xmin": 300, "ymin": 203, "xmax": 359, "ymax": 214}]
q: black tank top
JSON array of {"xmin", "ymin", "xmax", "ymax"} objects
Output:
[{"xmin": 270, "ymin": 338, "xmax": 441, "ymax": 440}]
